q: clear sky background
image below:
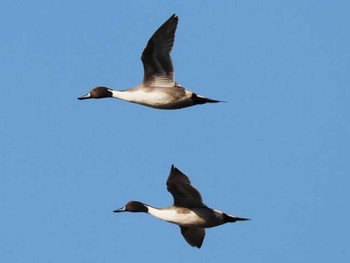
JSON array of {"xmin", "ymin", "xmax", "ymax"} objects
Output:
[{"xmin": 1, "ymin": 0, "xmax": 349, "ymax": 262}]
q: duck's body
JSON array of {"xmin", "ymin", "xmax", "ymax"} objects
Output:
[
  {"xmin": 105, "ymin": 84, "xmax": 216, "ymax": 110},
  {"xmin": 114, "ymin": 165, "xmax": 249, "ymax": 248},
  {"xmin": 78, "ymin": 14, "xmax": 220, "ymax": 109},
  {"xmin": 146, "ymin": 205, "xmax": 236, "ymax": 228}
]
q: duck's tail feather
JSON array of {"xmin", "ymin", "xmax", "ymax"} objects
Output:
[{"xmin": 191, "ymin": 93, "xmax": 222, "ymax": 105}]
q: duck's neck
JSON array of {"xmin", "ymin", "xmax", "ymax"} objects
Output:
[
  {"xmin": 110, "ymin": 90, "xmax": 134, "ymax": 102},
  {"xmin": 145, "ymin": 205, "xmax": 176, "ymax": 223}
]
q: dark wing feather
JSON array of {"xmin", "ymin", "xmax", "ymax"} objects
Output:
[
  {"xmin": 141, "ymin": 14, "xmax": 178, "ymax": 85},
  {"xmin": 180, "ymin": 227, "xmax": 205, "ymax": 248},
  {"xmin": 166, "ymin": 165, "xmax": 206, "ymax": 208}
]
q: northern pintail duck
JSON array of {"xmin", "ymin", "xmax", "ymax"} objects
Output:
[
  {"xmin": 114, "ymin": 165, "xmax": 249, "ymax": 248},
  {"xmin": 78, "ymin": 14, "xmax": 220, "ymax": 109}
]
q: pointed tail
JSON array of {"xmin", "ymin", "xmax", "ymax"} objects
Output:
[
  {"xmin": 224, "ymin": 213, "xmax": 250, "ymax": 223},
  {"xmin": 191, "ymin": 93, "xmax": 221, "ymax": 105}
]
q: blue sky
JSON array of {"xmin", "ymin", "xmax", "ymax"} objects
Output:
[{"xmin": 1, "ymin": 0, "xmax": 349, "ymax": 262}]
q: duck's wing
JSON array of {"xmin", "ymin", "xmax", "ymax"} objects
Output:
[
  {"xmin": 141, "ymin": 14, "xmax": 178, "ymax": 86},
  {"xmin": 166, "ymin": 165, "xmax": 206, "ymax": 208},
  {"xmin": 180, "ymin": 227, "xmax": 205, "ymax": 248}
]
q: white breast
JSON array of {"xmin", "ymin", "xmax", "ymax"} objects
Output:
[
  {"xmin": 146, "ymin": 206, "xmax": 207, "ymax": 227},
  {"xmin": 112, "ymin": 89, "xmax": 176, "ymax": 106}
]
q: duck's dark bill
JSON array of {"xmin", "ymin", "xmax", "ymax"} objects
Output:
[
  {"xmin": 77, "ymin": 93, "xmax": 91, "ymax": 100},
  {"xmin": 113, "ymin": 207, "xmax": 126, "ymax": 213}
]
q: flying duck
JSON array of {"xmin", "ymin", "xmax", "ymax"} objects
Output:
[
  {"xmin": 114, "ymin": 165, "xmax": 249, "ymax": 248},
  {"xmin": 78, "ymin": 14, "xmax": 221, "ymax": 109}
]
